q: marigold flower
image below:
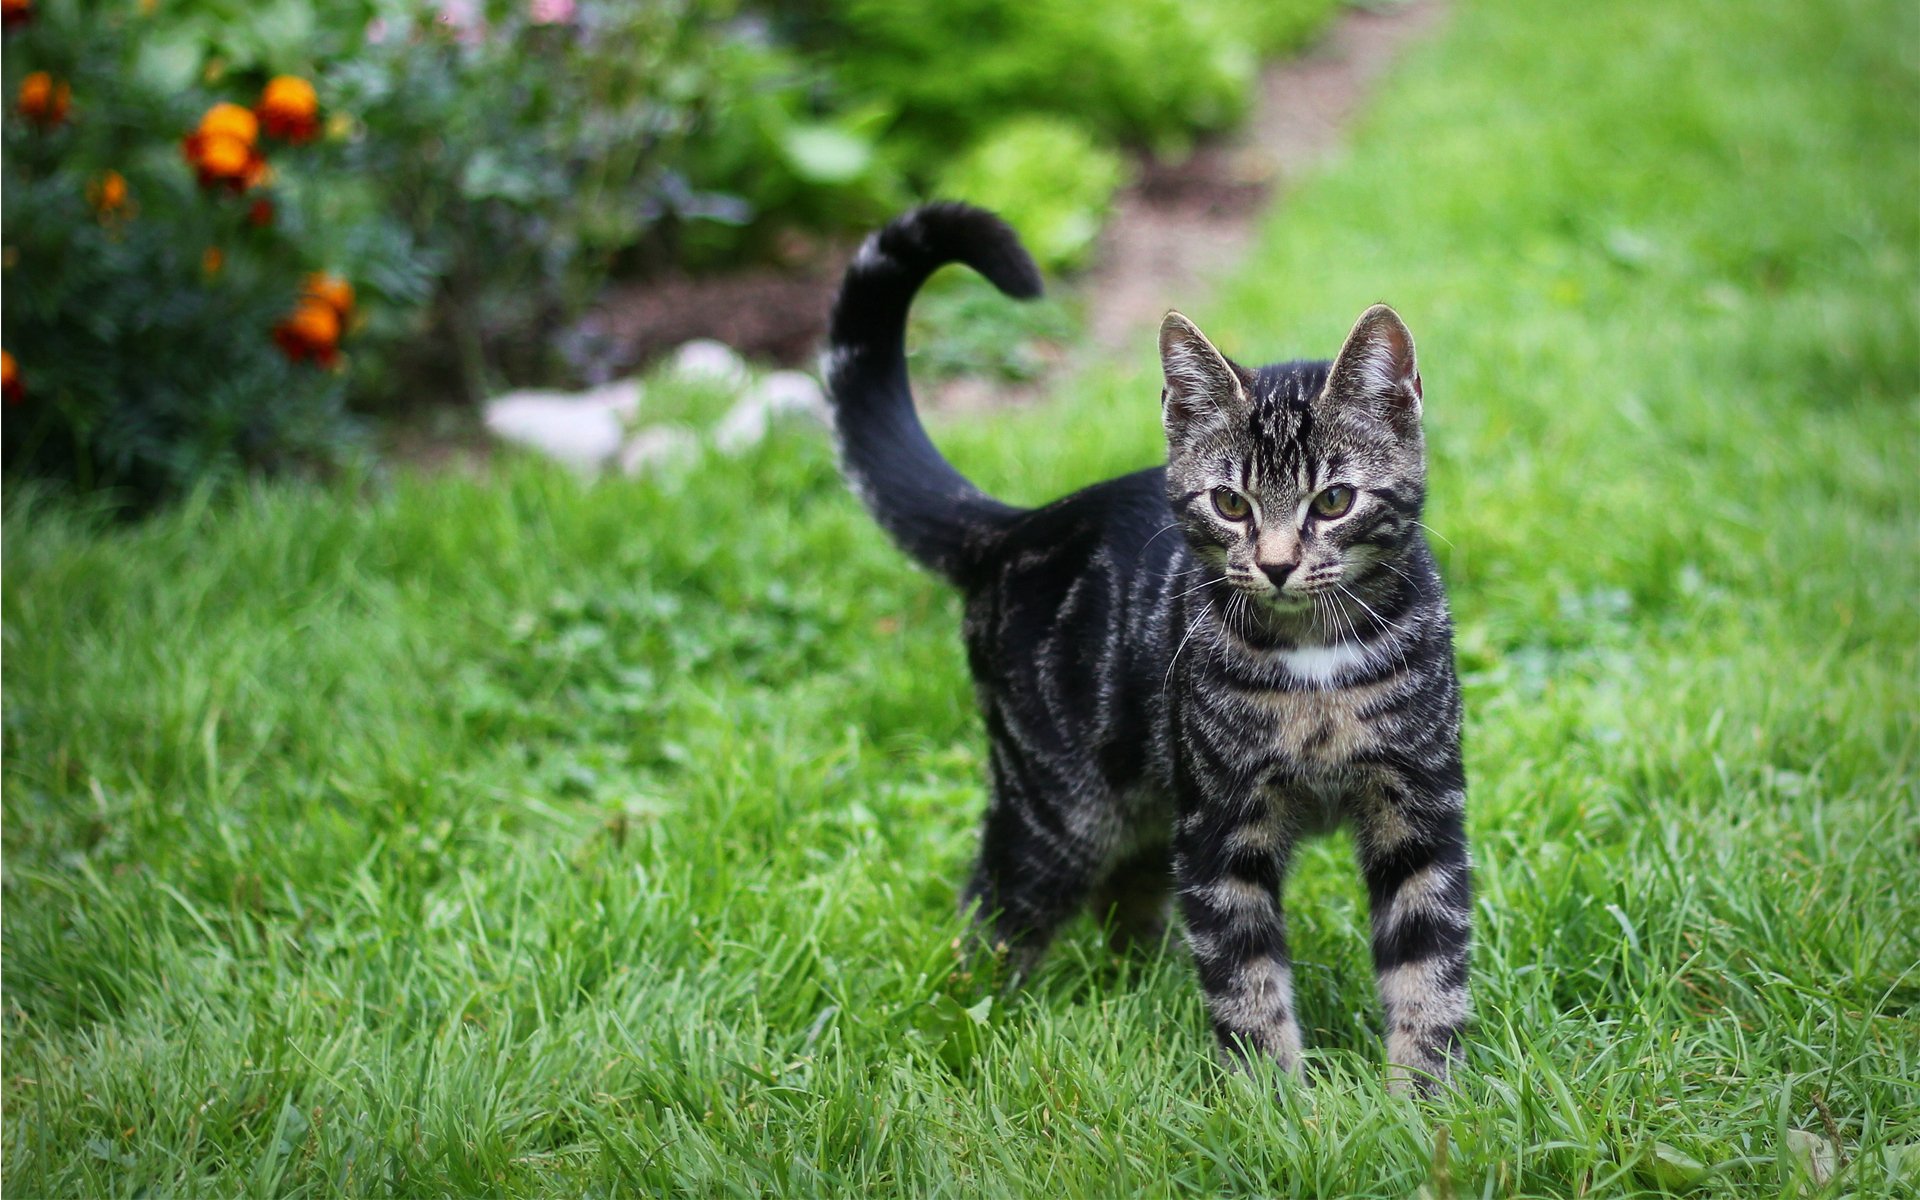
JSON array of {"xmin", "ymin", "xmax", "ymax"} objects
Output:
[
  {"xmin": 88, "ymin": 169, "xmax": 131, "ymax": 217},
  {"xmin": 303, "ymin": 272, "xmax": 354, "ymax": 320},
  {"xmin": 256, "ymin": 76, "xmax": 318, "ymax": 142},
  {"xmin": 197, "ymin": 101, "xmax": 258, "ymax": 146},
  {"xmin": 1, "ymin": 349, "xmax": 21, "ymax": 406},
  {"xmin": 248, "ymin": 197, "xmax": 276, "ymax": 227},
  {"xmin": 274, "ymin": 298, "xmax": 342, "ymax": 366},
  {"xmin": 3, "ymin": 0, "xmax": 33, "ymax": 31},
  {"xmin": 182, "ymin": 121, "xmax": 268, "ymax": 192},
  {"xmin": 17, "ymin": 70, "xmax": 70, "ymax": 127},
  {"xmin": 193, "ymin": 131, "xmax": 252, "ymax": 179},
  {"xmin": 202, "ymin": 246, "xmax": 224, "ymax": 278}
]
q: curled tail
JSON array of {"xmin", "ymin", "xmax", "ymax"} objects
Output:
[{"xmin": 825, "ymin": 203, "xmax": 1040, "ymax": 585}]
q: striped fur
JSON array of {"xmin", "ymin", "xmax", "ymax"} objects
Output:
[{"xmin": 827, "ymin": 206, "xmax": 1471, "ymax": 1095}]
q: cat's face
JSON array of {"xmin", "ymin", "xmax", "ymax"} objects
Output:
[{"xmin": 1160, "ymin": 306, "xmax": 1426, "ymax": 613}]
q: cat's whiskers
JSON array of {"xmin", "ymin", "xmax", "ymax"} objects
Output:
[
  {"xmin": 1320, "ymin": 586, "xmax": 1363, "ymax": 648},
  {"xmin": 1373, "ymin": 558, "xmax": 1418, "ymax": 587},
  {"xmin": 1162, "ymin": 593, "xmax": 1214, "ymax": 694},
  {"xmin": 1335, "ymin": 582, "xmax": 1417, "ymax": 672},
  {"xmin": 1336, "ymin": 581, "xmax": 1414, "ymax": 639},
  {"xmin": 1171, "ymin": 574, "xmax": 1228, "ymax": 603},
  {"xmin": 1139, "ymin": 521, "xmax": 1187, "ymax": 554},
  {"xmin": 1414, "ymin": 519, "xmax": 1453, "ymax": 548}
]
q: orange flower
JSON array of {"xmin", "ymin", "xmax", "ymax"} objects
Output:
[
  {"xmin": 202, "ymin": 246, "xmax": 224, "ymax": 278},
  {"xmin": 276, "ymin": 275, "xmax": 356, "ymax": 367},
  {"xmin": 87, "ymin": 169, "xmax": 131, "ymax": 217},
  {"xmin": 247, "ymin": 197, "xmax": 275, "ymax": 227},
  {"xmin": 17, "ymin": 70, "xmax": 70, "ymax": 127},
  {"xmin": 256, "ymin": 76, "xmax": 318, "ymax": 143},
  {"xmin": 181, "ymin": 109, "xmax": 271, "ymax": 192},
  {"xmin": 190, "ymin": 131, "xmax": 251, "ymax": 179},
  {"xmin": 3, "ymin": 0, "xmax": 33, "ymax": 30},
  {"xmin": 2, "ymin": 349, "xmax": 21, "ymax": 406},
  {"xmin": 181, "ymin": 102, "xmax": 270, "ymax": 188},
  {"xmin": 303, "ymin": 272, "xmax": 354, "ymax": 320},
  {"xmin": 274, "ymin": 298, "xmax": 342, "ymax": 366},
  {"xmin": 197, "ymin": 101, "xmax": 258, "ymax": 146}
]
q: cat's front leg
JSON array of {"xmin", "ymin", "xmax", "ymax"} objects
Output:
[
  {"xmin": 1174, "ymin": 797, "xmax": 1303, "ymax": 1076},
  {"xmin": 1354, "ymin": 790, "xmax": 1471, "ymax": 1095}
]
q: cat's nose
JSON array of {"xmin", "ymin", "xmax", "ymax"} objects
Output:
[{"xmin": 1261, "ymin": 561, "xmax": 1298, "ymax": 590}]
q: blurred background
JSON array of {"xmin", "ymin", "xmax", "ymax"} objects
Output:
[{"xmin": 2, "ymin": 0, "xmax": 1343, "ymax": 503}]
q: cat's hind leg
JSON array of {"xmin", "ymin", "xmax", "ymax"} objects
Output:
[
  {"xmin": 1088, "ymin": 841, "xmax": 1174, "ymax": 954},
  {"xmin": 960, "ymin": 742, "xmax": 1119, "ymax": 980}
]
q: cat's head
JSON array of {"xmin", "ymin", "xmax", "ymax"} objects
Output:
[{"xmin": 1159, "ymin": 304, "xmax": 1426, "ymax": 611}]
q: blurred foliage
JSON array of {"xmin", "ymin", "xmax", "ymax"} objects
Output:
[
  {"xmin": 770, "ymin": 0, "xmax": 1287, "ymax": 160},
  {"xmin": 2, "ymin": 0, "xmax": 1344, "ymax": 503},
  {"xmin": 907, "ymin": 272, "xmax": 1077, "ymax": 385},
  {"xmin": 1, "ymin": 0, "xmax": 376, "ymax": 503},
  {"xmin": 936, "ymin": 116, "xmax": 1126, "ymax": 272}
]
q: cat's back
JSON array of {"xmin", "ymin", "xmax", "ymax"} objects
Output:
[{"xmin": 958, "ymin": 467, "xmax": 1184, "ymax": 764}]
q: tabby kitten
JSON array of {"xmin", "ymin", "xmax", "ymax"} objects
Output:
[{"xmin": 825, "ymin": 204, "xmax": 1470, "ymax": 1093}]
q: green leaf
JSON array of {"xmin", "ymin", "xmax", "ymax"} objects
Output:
[
  {"xmin": 1642, "ymin": 1142, "xmax": 1709, "ymax": 1192},
  {"xmin": 1883, "ymin": 1143, "xmax": 1920, "ymax": 1181},
  {"xmin": 133, "ymin": 28, "xmax": 209, "ymax": 92},
  {"xmin": 778, "ymin": 125, "xmax": 875, "ymax": 186}
]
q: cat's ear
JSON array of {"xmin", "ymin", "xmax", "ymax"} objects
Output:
[
  {"xmin": 1324, "ymin": 304, "xmax": 1421, "ymax": 427},
  {"xmin": 1160, "ymin": 312, "xmax": 1248, "ymax": 433}
]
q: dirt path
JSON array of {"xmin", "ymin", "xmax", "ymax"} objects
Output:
[{"xmin": 1083, "ymin": 0, "xmax": 1447, "ymax": 353}]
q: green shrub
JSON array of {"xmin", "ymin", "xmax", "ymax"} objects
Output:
[
  {"xmin": 1, "ymin": 1, "xmax": 386, "ymax": 504},
  {"xmin": 769, "ymin": 0, "xmax": 1316, "ymax": 164},
  {"xmin": 668, "ymin": 36, "xmax": 910, "ymax": 271},
  {"xmin": 2, "ymin": 0, "xmax": 1348, "ymax": 504},
  {"xmin": 1219, "ymin": 0, "xmax": 1347, "ymax": 54},
  {"xmin": 326, "ymin": 3, "xmax": 911, "ymax": 400},
  {"xmin": 935, "ymin": 116, "xmax": 1126, "ymax": 272}
]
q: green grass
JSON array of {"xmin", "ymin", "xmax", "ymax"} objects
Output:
[{"xmin": 5, "ymin": 0, "xmax": 1917, "ymax": 1194}]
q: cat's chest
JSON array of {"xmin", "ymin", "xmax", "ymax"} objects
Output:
[
  {"xmin": 1227, "ymin": 681, "xmax": 1389, "ymax": 766},
  {"xmin": 1205, "ymin": 644, "xmax": 1407, "ymax": 770}
]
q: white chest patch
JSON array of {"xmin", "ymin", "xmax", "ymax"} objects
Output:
[{"xmin": 1275, "ymin": 639, "xmax": 1375, "ymax": 686}]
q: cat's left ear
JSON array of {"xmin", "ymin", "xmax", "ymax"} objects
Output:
[
  {"xmin": 1324, "ymin": 304, "xmax": 1422, "ymax": 427},
  {"xmin": 1160, "ymin": 311, "xmax": 1250, "ymax": 438}
]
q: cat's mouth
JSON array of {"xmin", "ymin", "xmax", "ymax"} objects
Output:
[
  {"xmin": 1260, "ymin": 592, "xmax": 1315, "ymax": 613},
  {"xmin": 1231, "ymin": 580, "xmax": 1314, "ymax": 612}
]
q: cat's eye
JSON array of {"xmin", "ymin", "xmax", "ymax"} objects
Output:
[
  {"xmin": 1211, "ymin": 488, "xmax": 1251, "ymax": 521},
  {"xmin": 1312, "ymin": 486, "xmax": 1355, "ymax": 519}
]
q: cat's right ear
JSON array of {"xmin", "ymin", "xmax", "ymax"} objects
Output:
[{"xmin": 1160, "ymin": 312, "xmax": 1248, "ymax": 435}]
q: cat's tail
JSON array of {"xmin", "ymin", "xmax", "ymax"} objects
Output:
[{"xmin": 825, "ymin": 203, "xmax": 1038, "ymax": 585}]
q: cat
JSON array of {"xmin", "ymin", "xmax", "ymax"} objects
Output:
[{"xmin": 824, "ymin": 203, "xmax": 1470, "ymax": 1094}]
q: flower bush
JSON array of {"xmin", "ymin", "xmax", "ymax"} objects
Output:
[
  {"xmin": 1, "ymin": 4, "xmax": 385, "ymax": 503},
  {"xmin": 2, "ymin": 0, "xmax": 1345, "ymax": 503}
]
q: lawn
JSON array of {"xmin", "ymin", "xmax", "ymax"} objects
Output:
[{"xmin": 4, "ymin": 0, "xmax": 1917, "ymax": 1195}]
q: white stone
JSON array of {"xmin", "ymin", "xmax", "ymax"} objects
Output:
[
  {"xmin": 754, "ymin": 370, "xmax": 829, "ymax": 420},
  {"xmin": 581, "ymin": 377, "xmax": 643, "ymax": 420},
  {"xmin": 482, "ymin": 380, "xmax": 644, "ymax": 474},
  {"xmin": 713, "ymin": 370, "xmax": 828, "ymax": 454},
  {"xmin": 669, "ymin": 339, "xmax": 749, "ymax": 388}
]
